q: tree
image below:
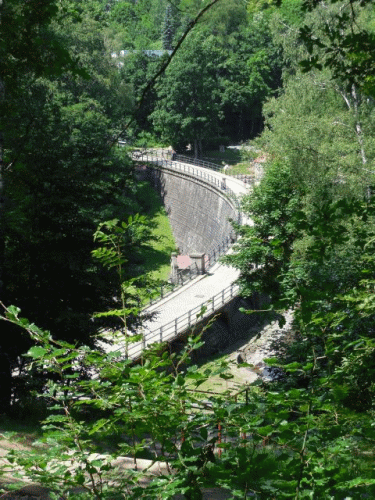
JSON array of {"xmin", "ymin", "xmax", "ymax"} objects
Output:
[
  {"xmin": 219, "ymin": 1, "xmax": 375, "ymax": 496},
  {"xmin": 223, "ymin": 160, "xmax": 303, "ymax": 302},
  {"xmin": 217, "ymin": 14, "xmax": 283, "ymax": 141},
  {"xmin": 162, "ymin": 3, "xmax": 175, "ymax": 51},
  {"xmin": 152, "ymin": 31, "xmax": 223, "ymax": 155},
  {"xmin": 150, "ymin": 2, "xmax": 283, "ymax": 147},
  {"xmin": 0, "ymin": 0, "xmax": 88, "ymax": 412},
  {"xmin": 260, "ymin": 70, "xmax": 375, "ymax": 203},
  {"xmin": 298, "ymin": 0, "xmax": 375, "ymax": 97},
  {"xmin": 0, "ymin": 0, "xmax": 138, "ymax": 412},
  {"xmin": 118, "ymin": 51, "xmax": 163, "ymax": 139},
  {"xmin": 0, "ymin": 0, "xmax": 85, "ymax": 296}
]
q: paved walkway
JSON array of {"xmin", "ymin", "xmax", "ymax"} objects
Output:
[{"xmin": 102, "ymin": 157, "xmax": 252, "ymax": 359}]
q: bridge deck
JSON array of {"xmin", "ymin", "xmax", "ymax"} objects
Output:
[{"xmin": 101, "ymin": 157, "xmax": 252, "ymax": 359}]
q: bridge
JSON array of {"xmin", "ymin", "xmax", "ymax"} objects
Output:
[{"xmin": 103, "ymin": 150, "xmax": 255, "ymax": 359}]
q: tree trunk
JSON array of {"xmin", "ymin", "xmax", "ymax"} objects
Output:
[{"xmin": 337, "ymin": 84, "xmax": 372, "ymax": 199}]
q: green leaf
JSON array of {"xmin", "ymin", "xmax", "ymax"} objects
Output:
[{"xmin": 27, "ymin": 346, "xmax": 48, "ymax": 358}]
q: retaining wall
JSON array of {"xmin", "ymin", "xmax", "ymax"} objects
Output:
[{"xmin": 140, "ymin": 165, "xmax": 237, "ymax": 255}]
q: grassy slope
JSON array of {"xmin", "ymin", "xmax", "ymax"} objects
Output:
[
  {"xmin": 203, "ymin": 148, "xmax": 258, "ymax": 175},
  {"xmin": 137, "ymin": 182, "xmax": 177, "ymax": 282}
]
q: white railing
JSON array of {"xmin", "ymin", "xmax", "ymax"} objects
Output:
[
  {"xmin": 133, "ymin": 151, "xmax": 243, "ymax": 310},
  {"xmin": 127, "ymin": 282, "xmax": 240, "ymax": 359},
  {"xmin": 120, "ymin": 150, "xmax": 248, "ymax": 359},
  {"xmin": 133, "ymin": 150, "xmax": 242, "ymax": 223}
]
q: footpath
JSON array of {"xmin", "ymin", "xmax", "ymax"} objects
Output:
[{"xmin": 103, "ymin": 162, "xmax": 253, "ymax": 359}]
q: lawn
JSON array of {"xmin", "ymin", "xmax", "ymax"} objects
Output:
[
  {"xmin": 203, "ymin": 148, "xmax": 243, "ymax": 165},
  {"xmin": 201, "ymin": 147, "xmax": 260, "ymax": 175},
  {"xmin": 137, "ymin": 182, "xmax": 177, "ymax": 283}
]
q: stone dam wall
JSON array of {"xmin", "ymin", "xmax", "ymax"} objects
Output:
[{"xmin": 139, "ymin": 164, "xmax": 238, "ymax": 255}]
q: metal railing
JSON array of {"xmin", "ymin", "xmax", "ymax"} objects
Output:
[
  {"xmin": 142, "ymin": 232, "xmax": 239, "ymax": 310},
  {"xmin": 132, "ymin": 150, "xmax": 242, "ymax": 224},
  {"xmin": 230, "ymin": 174, "xmax": 255, "ymax": 185},
  {"xmin": 128, "ymin": 282, "xmax": 240, "ymax": 359},
  {"xmin": 174, "ymin": 153, "xmax": 222, "ymax": 172},
  {"xmin": 205, "ymin": 234, "xmax": 235, "ymax": 269},
  {"xmin": 133, "ymin": 151, "xmax": 243, "ymax": 310},
  {"xmin": 131, "ymin": 148, "xmax": 222, "ymax": 171},
  {"xmin": 143, "ymin": 262, "xmax": 200, "ymax": 308},
  {"xmin": 144, "ymin": 150, "xmax": 256, "ymax": 182}
]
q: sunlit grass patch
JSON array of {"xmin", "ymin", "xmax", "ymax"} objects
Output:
[
  {"xmin": 136, "ymin": 182, "xmax": 176, "ymax": 284},
  {"xmin": 142, "ymin": 204, "xmax": 176, "ymax": 283}
]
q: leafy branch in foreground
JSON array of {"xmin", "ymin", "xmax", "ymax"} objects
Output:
[
  {"xmin": 2, "ymin": 281, "xmax": 375, "ymax": 498},
  {"xmin": 0, "ymin": 303, "xmax": 229, "ymax": 499},
  {"xmin": 92, "ymin": 217, "xmax": 157, "ymax": 358}
]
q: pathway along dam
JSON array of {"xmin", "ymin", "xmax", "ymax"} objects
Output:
[
  {"xmin": 102, "ymin": 150, "xmax": 259, "ymax": 360},
  {"xmin": 136, "ymin": 159, "xmax": 240, "ymax": 255}
]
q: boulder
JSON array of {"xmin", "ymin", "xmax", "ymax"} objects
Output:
[{"xmin": 0, "ymin": 485, "xmax": 62, "ymax": 500}]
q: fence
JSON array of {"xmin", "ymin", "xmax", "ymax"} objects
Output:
[
  {"xmin": 174, "ymin": 153, "xmax": 223, "ymax": 172},
  {"xmin": 205, "ymin": 234, "xmax": 236, "ymax": 269},
  {"xmin": 133, "ymin": 150, "xmax": 242, "ymax": 222},
  {"xmin": 230, "ymin": 174, "xmax": 255, "ymax": 185},
  {"xmin": 158, "ymin": 151, "xmax": 257, "ymax": 183},
  {"xmin": 143, "ymin": 232, "xmax": 237, "ymax": 309},
  {"xmin": 144, "ymin": 262, "xmax": 200, "ymax": 308},
  {"xmin": 133, "ymin": 151, "xmax": 243, "ymax": 309},
  {"xmin": 129, "ymin": 281, "xmax": 240, "ymax": 359}
]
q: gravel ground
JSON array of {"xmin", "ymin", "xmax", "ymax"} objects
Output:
[{"xmin": 224, "ymin": 309, "xmax": 295, "ymax": 385}]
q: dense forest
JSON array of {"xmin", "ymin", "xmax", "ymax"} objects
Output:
[{"xmin": 1, "ymin": 0, "xmax": 375, "ymax": 498}]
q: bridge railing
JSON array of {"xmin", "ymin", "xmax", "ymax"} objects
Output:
[
  {"xmin": 133, "ymin": 152, "xmax": 243, "ymax": 309},
  {"xmin": 133, "ymin": 151, "xmax": 242, "ymax": 223},
  {"xmin": 147, "ymin": 150, "xmax": 256, "ymax": 182},
  {"xmin": 143, "ymin": 232, "xmax": 238, "ymax": 309},
  {"xmin": 144, "ymin": 262, "xmax": 200, "ymax": 308},
  {"xmin": 174, "ymin": 153, "xmax": 222, "ymax": 172},
  {"xmin": 205, "ymin": 235, "xmax": 234, "ymax": 269},
  {"xmin": 129, "ymin": 281, "xmax": 240, "ymax": 359}
]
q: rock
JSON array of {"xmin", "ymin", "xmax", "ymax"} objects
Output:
[
  {"xmin": 237, "ymin": 352, "xmax": 246, "ymax": 364},
  {"xmin": 0, "ymin": 485, "xmax": 63, "ymax": 500}
]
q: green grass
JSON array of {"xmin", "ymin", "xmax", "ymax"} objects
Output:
[
  {"xmin": 202, "ymin": 148, "xmax": 258, "ymax": 176},
  {"xmin": 143, "ymin": 206, "xmax": 176, "ymax": 282},
  {"xmin": 203, "ymin": 148, "xmax": 243, "ymax": 165},
  {"xmin": 225, "ymin": 163, "xmax": 257, "ymax": 175},
  {"xmin": 137, "ymin": 182, "xmax": 177, "ymax": 283}
]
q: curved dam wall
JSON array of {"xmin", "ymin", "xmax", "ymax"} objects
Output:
[{"xmin": 139, "ymin": 164, "xmax": 238, "ymax": 255}]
